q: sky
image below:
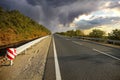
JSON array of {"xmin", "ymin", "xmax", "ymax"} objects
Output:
[{"xmin": 0, "ymin": 0, "xmax": 120, "ymax": 33}]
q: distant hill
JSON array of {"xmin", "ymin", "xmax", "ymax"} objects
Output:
[{"xmin": 0, "ymin": 7, "xmax": 51, "ymax": 46}]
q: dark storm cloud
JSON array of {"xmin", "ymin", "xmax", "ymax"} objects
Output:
[
  {"xmin": 0, "ymin": 1, "xmax": 15, "ymax": 10},
  {"xmin": 88, "ymin": 17, "xmax": 120, "ymax": 25},
  {"xmin": 25, "ymin": 0, "xmax": 81, "ymax": 25},
  {"xmin": 76, "ymin": 17, "xmax": 120, "ymax": 29},
  {"xmin": 107, "ymin": 1, "xmax": 120, "ymax": 8},
  {"xmin": 26, "ymin": 0, "xmax": 83, "ymax": 26},
  {"xmin": 26, "ymin": 0, "xmax": 77, "ymax": 7},
  {"xmin": 54, "ymin": 0, "xmax": 99, "ymax": 26},
  {"xmin": 0, "ymin": 0, "xmax": 117, "ymax": 32},
  {"xmin": 0, "ymin": 0, "xmax": 99, "ymax": 29},
  {"xmin": 0, "ymin": 0, "xmax": 43, "ymax": 21}
]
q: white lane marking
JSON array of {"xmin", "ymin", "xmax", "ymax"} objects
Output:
[
  {"xmin": 72, "ymin": 41, "xmax": 82, "ymax": 45},
  {"xmin": 93, "ymin": 48, "xmax": 120, "ymax": 61},
  {"xmin": 53, "ymin": 37, "xmax": 62, "ymax": 80},
  {"xmin": 66, "ymin": 39, "xmax": 70, "ymax": 40}
]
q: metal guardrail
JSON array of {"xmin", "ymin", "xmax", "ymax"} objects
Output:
[
  {"xmin": 107, "ymin": 39, "xmax": 120, "ymax": 45},
  {"xmin": 79, "ymin": 37, "xmax": 120, "ymax": 45},
  {"xmin": 16, "ymin": 36, "xmax": 49, "ymax": 55}
]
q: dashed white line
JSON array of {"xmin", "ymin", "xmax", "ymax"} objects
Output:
[
  {"xmin": 72, "ymin": 41, "xmax": 83, "ymax": 45},
  {"xmin": 66, "ymin": 39, "xmax": 70, "ymax": 40},
  {"xmin": 93, "ymin": 48, "xmax": 120, "ymax": 61},
  {"xmin": 53, "ymin": 37, "xmax": 62, "ymax": 80}
]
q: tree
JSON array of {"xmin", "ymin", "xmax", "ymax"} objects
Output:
[
  {"xmin": 0, "ymin": 7, "xmax": 4, "ymax": 12},
  {"xmin": 66, "ymin": 30, "xmax": 75, "ymax": 37},
  {"xmin": 56, "ymin": 29, "xmax": 84, "ymax": 37},
  {"xmin": 108, "ymin": 29, "xmax": 120, "ymax": 40},
  {"xmin": 75, "ymin": 30, "xmax": 84, "ymax": 36},
  {"xmin": 89, "ymin": 29, "xmax": 105, "ymax": 38}
]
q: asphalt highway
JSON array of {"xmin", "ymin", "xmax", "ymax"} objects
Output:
[{"xmin": 44, "ymin": 34, "xmax": 120, "ymax": 80}]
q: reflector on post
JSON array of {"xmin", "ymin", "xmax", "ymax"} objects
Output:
[{"xmin": 6, "ymin": 48, "xmax": 17, "ymax": 65}]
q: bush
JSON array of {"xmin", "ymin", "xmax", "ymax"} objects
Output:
[{"xmin": 0, "ymin": 7, "xmax": 51, "ymax": 46}]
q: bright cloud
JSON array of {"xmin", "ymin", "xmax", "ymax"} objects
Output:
[
  {"xmin": 70, "ymin": 7, "xmax": 120, "ymax": 33},
  {"xmin": 74, "ymin": 8, "xmax": 120, "ymax": 23}
]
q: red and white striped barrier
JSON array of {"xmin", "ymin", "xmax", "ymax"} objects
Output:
[
  {"xmin": 0, "ymin": 36, "xmax": 49, "ymax": 66},
  {"xmin": 6, "ymin": 48, "xmax": 17, "ymax": 60},
  {"xmin": 0, "ymin": 48, "xmax": 17, "ymax": 66}
]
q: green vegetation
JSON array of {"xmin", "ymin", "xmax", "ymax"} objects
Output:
[
  {"xmin": 108, "ymin": 29, "xmax": 120, "ymax": 40},
  {"xmin": 56, "ymin": 29, "xmax": 120, "ymax": 41},
  {"xmin": 88, "ymin": 29, "xmax": 105, "ymax": 38},
  {"xmin": 56, "ymin": 29, "xmax": 84, "ymax": 37},
  {"xmin": 0, "ymin": 7, "xmax": 51, "ymax": 46}
]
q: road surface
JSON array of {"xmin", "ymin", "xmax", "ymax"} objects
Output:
[
  {"xmin": 44, "ymin": 34, "xmax": 120, "ymax": 80},
  {"xmin": 0, "ymin": 34, "xmax": 120, "ymax": 80}
]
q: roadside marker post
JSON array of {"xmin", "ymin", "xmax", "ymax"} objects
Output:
[{"xmin": 6, "ymin": 48, "xmax": 17, "ymax": 66}]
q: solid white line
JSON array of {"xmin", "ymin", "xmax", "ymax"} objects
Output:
[
  {"xmin": 72, "ymin": 41, "xmax": 82, "ymax": 45},
  {"xmin": 93, "ymin": 48, "xmax": 120, "ymax": 61},
  {"xmin": 53, "ymin": 37, "xmax": 62, "ymax": 80}
]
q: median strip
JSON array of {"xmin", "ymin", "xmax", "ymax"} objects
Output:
[{"xmin": 93, "ymin": 48, "xmax": 120, "ymax": 61}]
